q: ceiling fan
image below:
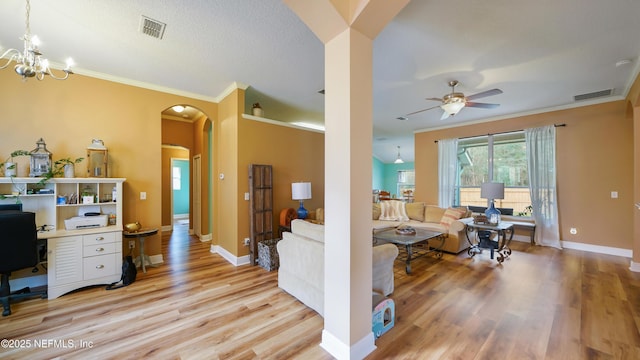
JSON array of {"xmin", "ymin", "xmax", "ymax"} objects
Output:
[{"xmin": 403, "ymin": 80, "xmax": 503, "ymax": 120}]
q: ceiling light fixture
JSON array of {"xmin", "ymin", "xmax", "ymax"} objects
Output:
[
  {"xmin": 394, "ymin": 146, "xmax": 404, "ymax": 164},
  {"xmin": 0, "ymin": 0, "xmax": 73, "ymax": 81},
  {"xmin": 440, "ymin": 98, "xmax": 465, "ymax": 116},
  {"xmin": 172, "ymin": 105, "xmax": 185, "ymax": 113}
]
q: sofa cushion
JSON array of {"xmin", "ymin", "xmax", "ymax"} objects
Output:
[
  {"xmin": 379, "ymin": 200, "xmax": 409, "ymax": 221},
  {"xmin": 425, "ymin": 206, "xmax": 446, "ymax": 223},
  {"xmin": 439, "ymin": 207, "xmax": 467, "ymax": 229},
  {"xmin": 372, "ymin": 203, "xmax": 381, "ymax": 220},
  {"xmin": 405, "ymin": 202, "xmax": 425, "ymax": 222},
  {"xmin": 291, "ymin": 219, "xmax": 325, "ymax": 243}
]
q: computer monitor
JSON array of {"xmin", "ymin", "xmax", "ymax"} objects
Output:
[{"xmin": 0, "ymin": 203, "xmax": 23, "ymax": 212}]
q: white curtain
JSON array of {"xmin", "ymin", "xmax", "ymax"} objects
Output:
[
  {"xmin": 438, "ymin": 138, "xmax": 458, "ymax": 208},
  {"xmin": 525, "ymin": 126, "xmax": 561, "ymax": 248}
]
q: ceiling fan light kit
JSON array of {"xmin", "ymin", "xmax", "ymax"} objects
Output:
[{"xmin": 402, "ymin": 80, "xmax": 503, "ymax": 120}]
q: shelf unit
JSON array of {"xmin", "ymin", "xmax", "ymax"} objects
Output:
[{"xmin": 0, "ymin": 177, "xmax": 126, "ymax": 298}]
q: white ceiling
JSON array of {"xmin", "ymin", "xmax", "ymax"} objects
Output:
[{"xmin": 2, "ymin": 0, "xmax": 639, "ymax": 163}]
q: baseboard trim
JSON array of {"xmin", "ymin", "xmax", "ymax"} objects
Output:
[
  {"xmin": 320, "ymin": 329, "xmax": 376, "ymax": 360},
  {"xmin": 199, "ymin": 233, "xmax": 212, "ymax": 242},
  {"xmin": 630, "ymin": 261, "xmax": 640, "ymax": 272},
  {"xmin": 161, "ymin": 225, "xmax": 172, "ymax": 232},
  {"xmin": 210, "ymin": 245, "xmax": 250, "ymax": 266},
  {"xmin": 561, "ymin": 240, "xmax": 632, "ymax": 258},
  {"xmin": 149, "ymin": 254, "xmax": 164, "ymax": 265}
]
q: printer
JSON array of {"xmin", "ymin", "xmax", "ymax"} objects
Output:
[{"xmin": 64, "ymin": 206, "xmax": 108, "ymax": 230}]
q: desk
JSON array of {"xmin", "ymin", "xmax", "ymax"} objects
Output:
[
  {"xmin": 462, "ymin": 219, "xmax": 514, "ymax": 263},
  {"xmin": 123, "ymin": 228, "xmax": 158, "ymax": 273}
]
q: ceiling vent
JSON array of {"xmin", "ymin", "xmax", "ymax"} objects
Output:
[
  {"xmin": 574, "ymin": 89, "xmax": 613, "ymax": 102},
  {"xmin": 139, "ymin": 16, "xmax": 166, "ymax": 39}
]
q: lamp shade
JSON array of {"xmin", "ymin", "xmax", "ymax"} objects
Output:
[
  {"xmin": 292, "ymin": 182, "xmax": 312, "ymax": 200},
  {"xmin": 480, "ymin": 182, "xmax": 504, "ymax": 200}
]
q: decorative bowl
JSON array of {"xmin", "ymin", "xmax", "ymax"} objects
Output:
[
  {"xmin": 124, "ymin": 222, "xmax": 141, "ymax": 232},
  {"xmin": 395, "ymin": 226, "xmax": 416, "ymax": 235}
]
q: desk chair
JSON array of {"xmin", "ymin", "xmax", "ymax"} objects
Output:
[{"xmin": 0, "ymin": 211, "xmax": 47, "ymax": 316}]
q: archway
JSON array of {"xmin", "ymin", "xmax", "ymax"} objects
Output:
[{"xmin": 160, "ymin": 105, "xmax": 212, "ymax": 240}]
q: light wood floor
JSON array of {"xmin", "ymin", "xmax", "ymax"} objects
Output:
[{"xmin": 2, "ymin": 225, "xmax": 640, "ymax": 360}]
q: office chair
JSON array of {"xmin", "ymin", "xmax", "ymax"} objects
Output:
[{"xmin": 0, "ymin": 211, "xmax": 47, "ymax": 316}]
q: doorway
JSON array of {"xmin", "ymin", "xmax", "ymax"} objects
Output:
[
  {"xmin": 171, "ymin": 158, "xmax": 190, "ymax": 229},
  {"xmin": 160, "ymin": 105, "xmax": 212, "ymax": 239}
]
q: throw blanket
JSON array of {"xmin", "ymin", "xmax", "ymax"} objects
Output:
[{"xmin": 379, "ymin": 200, "xmax": 409, "ymax": 221}]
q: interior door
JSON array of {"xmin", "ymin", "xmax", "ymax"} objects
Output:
[
  {"xmin": 193, "ymin": 155, "xmax": 202, "ymax": 238},
  {"xmin": 249, "ymin": 164, "xmax": 273, "ymax": 265}
]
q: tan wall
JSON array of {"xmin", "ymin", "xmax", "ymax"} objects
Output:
[
  {"xmin": 238, "ymin": 117, "xmax": 325, "ymax": 256},
  {"xmin": 189, "ymin": 115, "xmax": 216, "ymax": 236},
  {"xmin": 0, "ymin": 70, "xmax": 216, "ymax": 257},
  {"xmin": 214, "ymin": 89, "xmax": 241, "ymax": 254},
  {"xmin": 415, "ymin": 101, "xmax": 633, "ymax": 249}
]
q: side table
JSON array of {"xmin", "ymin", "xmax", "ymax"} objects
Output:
[
  {"xmin": 123, "ymin": 228, "xmax": 159, "ymax": 273},
  {"xmin": 461, "ymin": 219, "xmax": 514, "ymax": 263}
]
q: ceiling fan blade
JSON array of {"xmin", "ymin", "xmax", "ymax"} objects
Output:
[
  {"xmin": 466, "ymin": 102, "xmax": 500, "ymax": 109},
  {"xmin": 426, "ymin": 97, "xmax": 443, "ymax": 102},
  {"xmin": 405, "ymin": 105, "xmax": 441, "ymax": 116},
  {"xmin": 466, "ymin": 88, "xmax": 503, "ymax": 101},
  {"xmin": 440, "ymin": 111, "xmax": 451, "ymax": 120}
]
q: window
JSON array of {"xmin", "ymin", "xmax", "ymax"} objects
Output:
[
  {"xmin": 172, "ymin": 166, "xmax": 181, "ymax": 190},
  {"xmin": 397, "ymin": 170, "xmax": 415, "ymax": 200},
  {"xmin": 455, "ymin": 132, "xmax": 531, "ymax": 216}
]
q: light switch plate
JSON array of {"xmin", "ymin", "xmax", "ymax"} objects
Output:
[
  {"xmin": 140, "ymin": 191, "xmax": 146, "ymax": 200},
  {"xmin": 244, "ymin": 192, "xmax": 250, "ymax": 201},
  {"xmin": 611, "ymin": 191, "xmax": 618, "ymax": 199}
]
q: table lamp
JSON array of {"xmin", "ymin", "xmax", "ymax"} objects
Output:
[
  {"xmin": 292, "ymin": 182, "xmax": 312, "ymax": 219},
  {"xmin": 481, "ymin": 182, "xmax": 504, "ymax": 225}
]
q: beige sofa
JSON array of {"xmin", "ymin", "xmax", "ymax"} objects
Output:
[
  {"xmin": 277, "ymin": 219, "xmax": 399, "ymax": 317},
  {"xmin": 372, "ymin": 201, "xmax": 472, "ymax": 254}
]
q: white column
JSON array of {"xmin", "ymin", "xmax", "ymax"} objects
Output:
[
  {"xmin": 321, "ymin": 27, "xmax": 375, "ymax": 359},
  {"xmin": 283, "ymin": 1, "xmax": 410, "ymax": 358}
]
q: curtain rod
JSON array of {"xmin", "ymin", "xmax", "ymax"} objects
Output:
[{"xmin": 433, "ymin": 123, "xmax": 566, "ymax": 143}]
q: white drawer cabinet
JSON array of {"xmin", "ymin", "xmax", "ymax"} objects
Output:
[
  {"xmin": 47, "ymin": 230, "xmax": 123, "ymax": 299},
  {"xmin": 0, "ymin": 178, "xmax": 128, "ymax": 299}
]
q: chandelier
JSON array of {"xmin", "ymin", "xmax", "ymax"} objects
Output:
[{"xmin": 0, "ymin": 0, "xmax": 73, "ymax": 80}]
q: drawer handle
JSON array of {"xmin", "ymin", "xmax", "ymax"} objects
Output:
[
  {"xmin": 96, "ymin": 247, "xmax": 104, "ymax": 252},
  {"xmin": 96, "ymin": 264, "xmax": 104, "ymax": 269},
  {"xmin": 95, "ymin": 237, "xmax": 104, "ymax": 241}
]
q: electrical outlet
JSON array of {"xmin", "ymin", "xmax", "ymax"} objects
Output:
[
  {"xmin": 129, "ymin": 240, "xmax": 135, "ymax": 249},
  {"xmin": 570, "ymin": 228, "xmax": 577, "ymax": 235},
  {"xmin": 140, "ymin": 192, "xmax": 147, "ymax": 200},
  {"xmin": 244, "ymin": 238, "xmax": 250, "ymax": 246}
]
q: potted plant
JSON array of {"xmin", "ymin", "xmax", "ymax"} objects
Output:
[
  {"xmin": 56, "ymin": 157, "xmax": 84, "ymax": 178},
  {"xmin": 37, "ymin": 157, "xmax": 84, "ymax": 185},
  {"xmin": 1, "ymin": 150, "xmax": 30, "ymax": 177}
]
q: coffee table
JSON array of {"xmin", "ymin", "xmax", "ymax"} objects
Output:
[{"xmin": 373, "ymin": 228, "xmax": 445, "ymax": 274}]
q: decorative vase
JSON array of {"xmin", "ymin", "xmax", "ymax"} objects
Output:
[
  {"xmin": 64, "ymin": 164, "xmax": 75, "ymax": 178},
  {"xmin": 4, "ymin": 162, "xmax": 16, "ymax": 177},
  {"xmin": 252, "ymin": 103, "xmax": 263, "ymax": 117}
]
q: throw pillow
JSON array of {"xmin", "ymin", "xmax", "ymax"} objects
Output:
[
  {"xmin": 439, "ymin": 207, "xmax": 467, "ymax": 229},
  {"xmin": 316, "ymin": 208, "xmax": 324, "ymax": 225},
  {"xmin": 425, "ymin": 206, "xmax": 446, "ymax": 223},
  {"xmin": 405, "ymin": 202, "xmax": 425, "ymax": 222},
  {"xmin": 372, "ymin": 203, "xmax": 381, "ymax": 220}
]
